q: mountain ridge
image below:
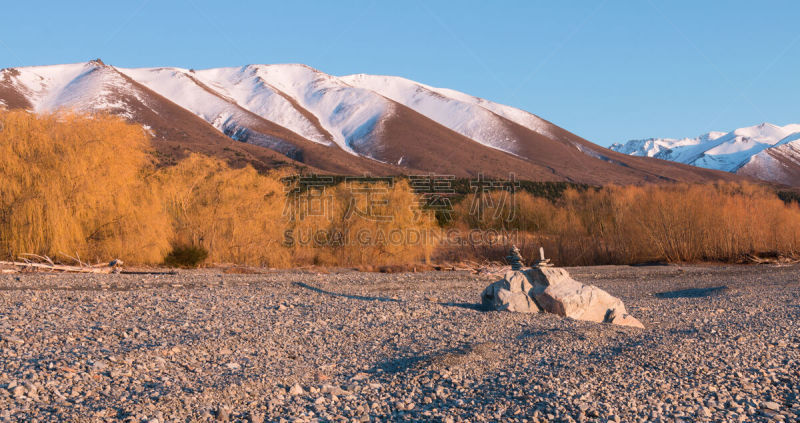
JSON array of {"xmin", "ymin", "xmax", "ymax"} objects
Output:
[{"xmin": 1, "ymin": 60, "xmax": 744, "ymax": 185}]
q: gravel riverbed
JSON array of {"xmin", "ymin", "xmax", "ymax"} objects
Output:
[{"xmin": 0, "ymin": 264, "xmax": 798, "ymax": 422}]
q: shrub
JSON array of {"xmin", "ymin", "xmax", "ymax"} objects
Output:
[{"xmin": 163, "ymin": 244, "xmax": 209, "ymax": 268}]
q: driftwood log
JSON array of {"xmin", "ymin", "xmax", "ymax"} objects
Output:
[
  {"xmin": 0, "ymin": 256, "xmax": 123, "ymax": 274},
  {"xmin": 743, "ymin": 253, "xmax": 800, "ymax": 265}
]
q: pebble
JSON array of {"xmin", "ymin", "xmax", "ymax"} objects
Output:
[{"xmin": 288, "ymin": 384, "xmax": 304, "ymax": 396}]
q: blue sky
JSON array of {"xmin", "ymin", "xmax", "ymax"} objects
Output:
[{"xmin": 1, "ymin": 1, "xmax": 798, "ymax": 146}]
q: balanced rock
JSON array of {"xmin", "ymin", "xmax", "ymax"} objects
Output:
[
  {"xmin": 526, "ymin": 267, "xmax": 644, "ymax": 328},
  {"xmin": 481, "ymin": 270, "xmax": 541, "ymax": 313}
]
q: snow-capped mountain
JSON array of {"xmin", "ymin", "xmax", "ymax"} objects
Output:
[
  {"xmin": 611, "ymin": 123, "xmax": 800, "ymax": 185},
  {"xmin": 0, "ymin": 60, "xmax": 741, "ymax": 185}
]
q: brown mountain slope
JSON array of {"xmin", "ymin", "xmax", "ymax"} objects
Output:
[
  {"xmin": 738, "ymin": 143, "xmax": 800, "ymax": 186},
  {"xmin": 357, "ymin": 103, "xmax": 565, "ymax": 180},
  {"xmin": 358, "ymin": 101, "xmax": 741, "ymax": 184},
  {"xmin": 0, "ymin": 69, "xmax": 32, "ymax": 109},
  {"xmin": 503, "ymin": 115, "xmax": 742, "ymax": 184}
]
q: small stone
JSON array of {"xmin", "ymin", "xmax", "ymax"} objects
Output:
[
  {"xmin": 3, "ymin": 335, "xmax": 24, "ymax": 345},
  {"xmin": 91, "ymin": 361, "xmax": 108, "ymax": 371},
  {"xmin": 762, "ymin": 401, "xmax": 780, "ymax": 411},
  {"xmin": 215, "ymin": 406, "xmax": 231, "ymax": 422},
  {"xmin": 288, "ymin": 383, "xmax": 304, "ymax": 396},
  {"xmin": 350, "ymin": 372, "xmax": 370, "ymax": 381}
]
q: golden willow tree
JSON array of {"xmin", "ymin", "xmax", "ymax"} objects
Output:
[
  {"xmin": 155, "ymin": 154, "xmax": 292, "ymax": 267},
  {"xmin": 289, "ymin": 179, "xmax": 437, "ymax": 267},
  {"xmin": 0, "ymin": 110, "xmax": 171, "ymax": 263}
]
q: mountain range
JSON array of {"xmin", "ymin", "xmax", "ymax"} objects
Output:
[
  {"xmin": 0, "ymin": 60, "xmax": 741, "ymax": 185},
  {"xmin": 611, "ymin": 123, "xmax": 800, "ymax": 186}
]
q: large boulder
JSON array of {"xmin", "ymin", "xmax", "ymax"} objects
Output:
[
  {"xmin": 481, "ymin": 270, "xmax": 541, "ymax": 313},
  {"xmin": 526, "ymin": 267, "xmax": 644, "ymax": 328},
  {"xmin": 479, "ymin": 261, "xmax": 644, "ymax": 328}
]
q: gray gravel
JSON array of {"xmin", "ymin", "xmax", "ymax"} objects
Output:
[{"xmin": 0, "ymin": 264, "xmax": 798, "ymax": 422}]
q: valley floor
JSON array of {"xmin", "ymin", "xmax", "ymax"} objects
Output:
[{"xmin": 0, "ymin": 265, "xmax": 798, "ymax": 422}]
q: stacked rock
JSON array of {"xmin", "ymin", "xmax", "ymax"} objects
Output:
[
  {"xmin": 506, "ymin": 246, "xmax": 524, "ymax": 270},
  {"xmin": 533, "ymin": 247, "xmax": 553, "ymax": 267}
]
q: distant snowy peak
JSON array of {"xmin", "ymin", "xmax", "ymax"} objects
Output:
[
  {"xmin": 611, "ymin": 123, "xmax": 800, "ymax": 184},
  {"xmin": 610, "ymin": 131, "xmax": 726, "ymax": 157}
]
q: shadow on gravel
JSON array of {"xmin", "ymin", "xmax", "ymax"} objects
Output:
[
  {"xmin": 630, "ymin": 261, "xmax": 671, "ymax": 267},
  {"xmin": 655, "ymin": 286, "xmax": 728, "ymax": 299},
  {"xmin": 367, "ymin": 342, "xmax": 502, "ymax": 375},
  {"xmin": 294, "ymin": 282, "xmax": 401, "ymax": 302},
  {"xmin": 439, "ymin": 302, "xmax": 484, "ymax": 311},
  {"xmin": 367, "ymin": 353, "xmax": 430, "ymax": 374}
]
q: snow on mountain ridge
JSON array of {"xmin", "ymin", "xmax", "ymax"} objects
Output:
[
  {"xmin": 252, "ymin": 65, "xmax": 392, "ymax": 154},
  {"xmin": 119, "ymin": 65, "xmax": 339, "ymax": 152},
  {"xmin": 340, "ymin": 73, "xmax": 556, "ymax": 154},
  {"xmin": 775, "ymin": 132, "xmax": 800, "ymax": 147},
  {"xmin": 340, "ymin": 73, "xmax": 521, "ymax": 155},
  {"xmin": 191, "ymin": 66, "xmax": 332, "ymax": 145},
  {"xmin": 7, "ymin": 62, "xmax": 144, "ymax": 116}
]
